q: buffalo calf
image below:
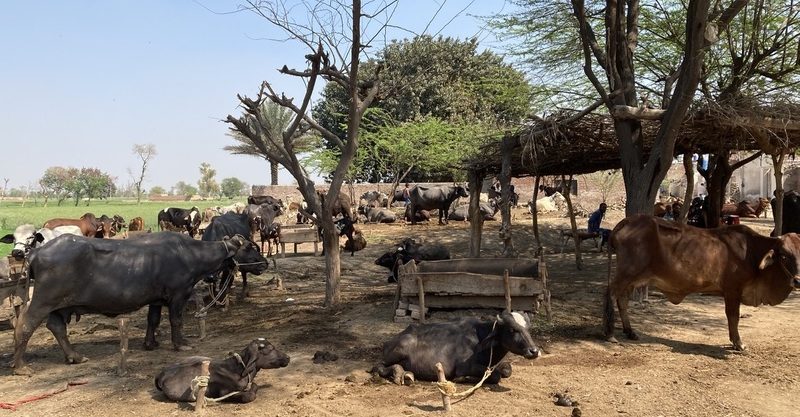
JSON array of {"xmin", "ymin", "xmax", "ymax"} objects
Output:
[{"xmin": 155, "ymin": 338, "xmax": 289, "ymax": 403}]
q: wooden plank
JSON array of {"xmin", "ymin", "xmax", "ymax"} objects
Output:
[
  {"xmin": 279, "ymin": 229, "xmax": 319, "ymax": 243},
  {"xmin": 406, "ymin": 295, "xmax": 540, "ymax": 311},
  {"xmin": 399, "ymin": 272, "xmax": 543, "ymax": 297},
  {"xmin": 416, "ymin": 258, "xmax": 538, "ymax": 277}
]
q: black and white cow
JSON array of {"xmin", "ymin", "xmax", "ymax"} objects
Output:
[
  {"xmin": 409, "ymin": 185, "xmax": 469, "ymax": 225},
  {"xmin": 158, "ymin": 207, "xmax": 202, "ymax": 238},
  {"xmin": 1, "ymin": 224, "xmax": 83, "ymax": 260},
  {"xmin": 372, "ymin": 311, "xmax": 540, "ymax": 384},
  {"xmin": 11, "ymin": 233, "xmax": 262, "ymax": 375},
  {"xmin": 202, "ymin": 212, "xmax": 270, "ymax": 299},
  {"xmin": 155, "ymin": 338, "xmax": 290, "ymax": 403}
]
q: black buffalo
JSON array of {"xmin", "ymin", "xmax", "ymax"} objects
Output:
[
  {"xmin": 155, "ymin": 338, "xmax": 290, "ymax": 403},
  {"xmin": 447, "ymin": 202, "xmax": 498, "ymax": 222},
  {"xmin": 319, "ymin": 217, "xmax": 358, "ymax": 256},
  {"xmin": 202, "ymin": 212, "xmax": 270, "ymax": 299},
  {"xmin": 247, "ymin": 195, "xmax": 284, "ymax": 209},
  {"xmin": 409, "ymin": 185, "xmax": 469, "ymax": 225},
  {"xmin": 11, "ymin": 233, "xmax": 259, "ymax": 375},
  {"xmin": 158, "ymin": 207, "xmax": 202, "ymax": 238},
  {"xmin": 375, "ymin": 239, "xmax": 450, "ymax": 283},
  {"xmin": 772, "ymin": 190, "xmax": 800, "ymax": 236},
  {"xmin": 359, "ymin": 206, "xmax": 397, "ymax": 223},
  {"xmin": 372, "ymin": 311, "xmax": 540, "ymax": 384}
]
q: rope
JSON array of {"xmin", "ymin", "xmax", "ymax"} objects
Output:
[
  {"xmin": 189, "ymin": 352, "xmax": 252, "ymax": 404},
  {"xmin": 0, "ymin": 380, "xmax": 88, "ymax": 411},
  {"xmin": 435, "ymin": 320, "xmax": 500, "ymax": 401},
  {"xmin": 194, "ymin": 265, "xmax": 236, "ymax": 318}
]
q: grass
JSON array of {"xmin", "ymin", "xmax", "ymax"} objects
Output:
[{"xmin": 0, "ymin": 197, "xmax": 245, "ymax": 257}]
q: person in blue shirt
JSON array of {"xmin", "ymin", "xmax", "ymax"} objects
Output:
[{"xmin": 588, "ymin": 202, "xmax": 610, "ymax": 248}]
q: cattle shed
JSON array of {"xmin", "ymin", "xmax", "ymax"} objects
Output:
[{"xmin": 462, "ymin": 101, "xmax": 800, "ymax": 262}]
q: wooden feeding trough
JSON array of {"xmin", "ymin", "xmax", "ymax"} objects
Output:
[
  {"xmin": 1, "ymin": 256, "xmax": 30, "ymax": 328},
  {"xmin": 394, "ymin": 257, "xmax": 550, "ymax": 322},
  {"xmin": 278, "ymin": 224, "xmax": 319, "ymax": 258}
]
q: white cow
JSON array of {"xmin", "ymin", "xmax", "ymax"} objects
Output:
[
  {"xmin": 219, "ymin": 202, "xmax": 246, "ymax": 215},
  {"xmin": 529, "ymin": 192, "xmax": 567, "ymax": 213}
]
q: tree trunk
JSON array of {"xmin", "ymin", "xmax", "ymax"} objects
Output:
[
  {"xmin": 678, "ymin": 152, "xmax": 694, "ymax": 223},
  {"xmin": 468, "ymin": 170, "xmax": 484, "ymax": 257},
  {"xmin": 772, "ymin": 152, "xmax": 786, "ymax": 235},
  {"xmin": 498, "ymin": 138, "xmax": 515, "ymax": 257},
  {"xmin": 322, "ymin": 225, "xmax": 341, "ymax": 307},
  {"xmin": 702, "ymin": 152, "xmax": 732, "ymax": 229},
  {"xmin": 532, "ymin": 175, "xmax": 541, "ymax": 249},
  {"xmin": 269, "ymin": 158, "xmax": 279, "ymax": 185}
]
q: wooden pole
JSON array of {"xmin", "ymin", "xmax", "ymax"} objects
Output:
[
  {"xmin": 435, "ymin": 362, "xmax": 451, "ymax": 412},
  {"xmin": 561, "ymin": 174, "xmax": 582, "ymax": 270},
  {"xmin": 532, "ymin": 175, "xmax": 541, "ymax": 249},
  {"xmin": 117, "ymin": 317, "xmax": 129, "ymax": 376},
  {"xmin": 195, "ymin": 360, "xmax": 210, "ymax": 412},
  {"xmin": 198, "ymin": 315, "xmax": 207, "ymax": 340},
  {"xmin": 503, "ymin": 269, "xmax": 512, "ymax": 312},
  {"xmin": 416, "ymin": 276, "xmax": 426, "ymax": 323}
]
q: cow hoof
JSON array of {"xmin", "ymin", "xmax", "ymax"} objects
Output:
[
  {"xmin": 625, "ymin": 331, "xmax": 639, "ymax": 341},
  {"xmin": 732, "ymin": 343, "xmax": 747, "ymax": 351},
  {"xmin": 66, "ymin": 355, "xmax": 89, "ymax": 364},
  {"xmin": 402, "ymin": 372, "xmax": 415, "ymax": 385},
  {"xmin": 143, "ymin": 341, "xmax": 160, "ymax": 351},
  {"xmin": 496, "ymin": 362, "xmax": 513, "ymax": 378},
  {"xmin": 12, "ymin": 365, "xmax": 34, "ymax": 376},
  {"xmin": 605, "ymin": 335, "xmax": 619, "ymax": 344}
]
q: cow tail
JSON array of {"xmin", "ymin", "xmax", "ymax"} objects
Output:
[{"xmin": 602, "ymin": 245, "xmax": 615, "ymax": 337}]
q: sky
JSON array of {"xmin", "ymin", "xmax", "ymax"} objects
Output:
[{"xmin": 0, "ymin": 0, "xmax": 512, "ymax": 194}]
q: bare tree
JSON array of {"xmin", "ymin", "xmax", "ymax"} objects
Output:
[
  {"xmin": 132, "ymin": 144, "xmax": 157, "ymax": 204},
  {"xmin": 570, "ymin": 0, "xmax": 747, "ymax": 215},
  {"xmin": 226, "ymin": 0, "xmax": 393, "ymax": 306}
]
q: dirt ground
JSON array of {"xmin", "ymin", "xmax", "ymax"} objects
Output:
[{"xmin": 1, "ymin": 209, "xmax": 798, "ymax": 417}]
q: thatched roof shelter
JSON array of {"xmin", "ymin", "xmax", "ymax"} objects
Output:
[{"xmin": 465, "ymin": 102, "xmax": 800, "ymax": 177}]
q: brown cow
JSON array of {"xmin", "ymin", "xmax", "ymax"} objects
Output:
[
  {"xmin": 129, "ymin": 217, "xmax": 144, "ymax": 232},
  {"xmin": 721, "ymin": 198, "xmax": 770, "ymax": 218},
  {"xmin": 43, "ymin": 213, "xmax": 104, "ymax": 238},
  {"xmin": 605, "ymin": 215, "xmax": 800, "ymax": 350}
]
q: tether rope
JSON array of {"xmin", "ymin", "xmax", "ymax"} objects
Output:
[{"xmin": 435, "ymin": 320, "xmax": 501, "ymax": 402}]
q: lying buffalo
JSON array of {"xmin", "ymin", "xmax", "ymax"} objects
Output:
[
  {"xmin": 12, "ymin": 233, "xmax": 260, "ymax": 375},
  {"xmin": 375, "ymin": 239, "xmax": 450, "ymax": 282},
  {"xmin": 155, "ymin": 338, "xmax": 290, "ymax": 403},
  {"xmin": 372, "ymin": 311, "xmax": 540, "ymax": 384}
]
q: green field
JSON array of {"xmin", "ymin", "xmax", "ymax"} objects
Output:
[{"xmin": 0, "ymin": 198, "xmax": 244, "ymax": 257}]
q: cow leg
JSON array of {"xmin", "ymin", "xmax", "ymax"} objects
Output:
[
  {"xmin": 236, "ymin": 383, "xmax": 259, "ymax": 403},
  {"xmin": 46, "ymin": 312, "xmax": 87, "ymax": 364},
  {"xmin": 144, "ymin": 304, "xmax": 162, "ymax": 350},
  {"xmin": 616, "ymin": 289, "xmax": 639, "ymax": 340},
  {"xmin": 724, "ymin": 295, "xmax": 745, "ymax": 351},
  {"xmin": 168, "ymin": 299, "xmax": 192, "ymax": 351},
  {"xmin": 12, "ymin": 302, "xmax": 50, "ymax": 375}
]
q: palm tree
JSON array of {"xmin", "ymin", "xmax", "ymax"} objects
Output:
[{"xmin": 225, "ymin": 101, "xmax": 294, "ymax": 185}]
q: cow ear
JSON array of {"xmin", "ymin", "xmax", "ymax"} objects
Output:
[
  {"xmin": 0, "ymin": 234, "xmax": 13, "ymax": 244},
  {"xmin": 34, "ymin": 233, "xmax": 45, "ymax": 243},
  {"xmin": 759, "ymin": 249, "xmax": 776, "ymax": 270}
]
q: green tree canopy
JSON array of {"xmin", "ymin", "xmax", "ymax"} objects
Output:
[
  {"xmin": 149, "ymin": 185, "xmax": 166, "ymax": 196},
  {"xmin": 197, "ymin": 162, "xmax": 220, "ymax": 198},
  {"xmin": 312, "ymin": 35, "xmax": 531, "ymax": 181},
  {"xmin": 220, "ymin": 177, "xmax": 248, "ymax": 198}
]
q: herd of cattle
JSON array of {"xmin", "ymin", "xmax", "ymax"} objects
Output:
[{"xmin": 1, "ymin": 184, "xmax": 799, "ymax": 405}]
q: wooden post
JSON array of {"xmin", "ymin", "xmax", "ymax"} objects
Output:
[
  {"xmin": 117, "ymin": 317, "xmax": 129, "ymax": 376},
  {"xmin": 416, "ymin": 276, "xmax": 426, "ymax": 323},
  {"xmin": 195, "ymin": 360, "xmax": 210, "ymax": 411},
  {"xmin": 198, "ymin": 315, "xmax": 207, "ymax": 340},
  {"xmin": 532, "ymin": 175, "xmax": 541, "ymax": 250},
  {"xmin": 503, "ymin": 269, "xmax": 512, "ymax": 312},
  {"xmin": 435, "ymin": 362, "xmax": 451, "ymax": 412},
  {"xmin": 468, "ymin": 169, "xmax": 485, "ymax": 258},
  {"xmin": 561, "ymin": 174, "xmax": 582, "ymax": 270}
]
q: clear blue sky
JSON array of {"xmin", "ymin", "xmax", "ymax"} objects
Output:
[{"xmin": 0, "ymin": 1, "xmax": 510, "ymax": 193}]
